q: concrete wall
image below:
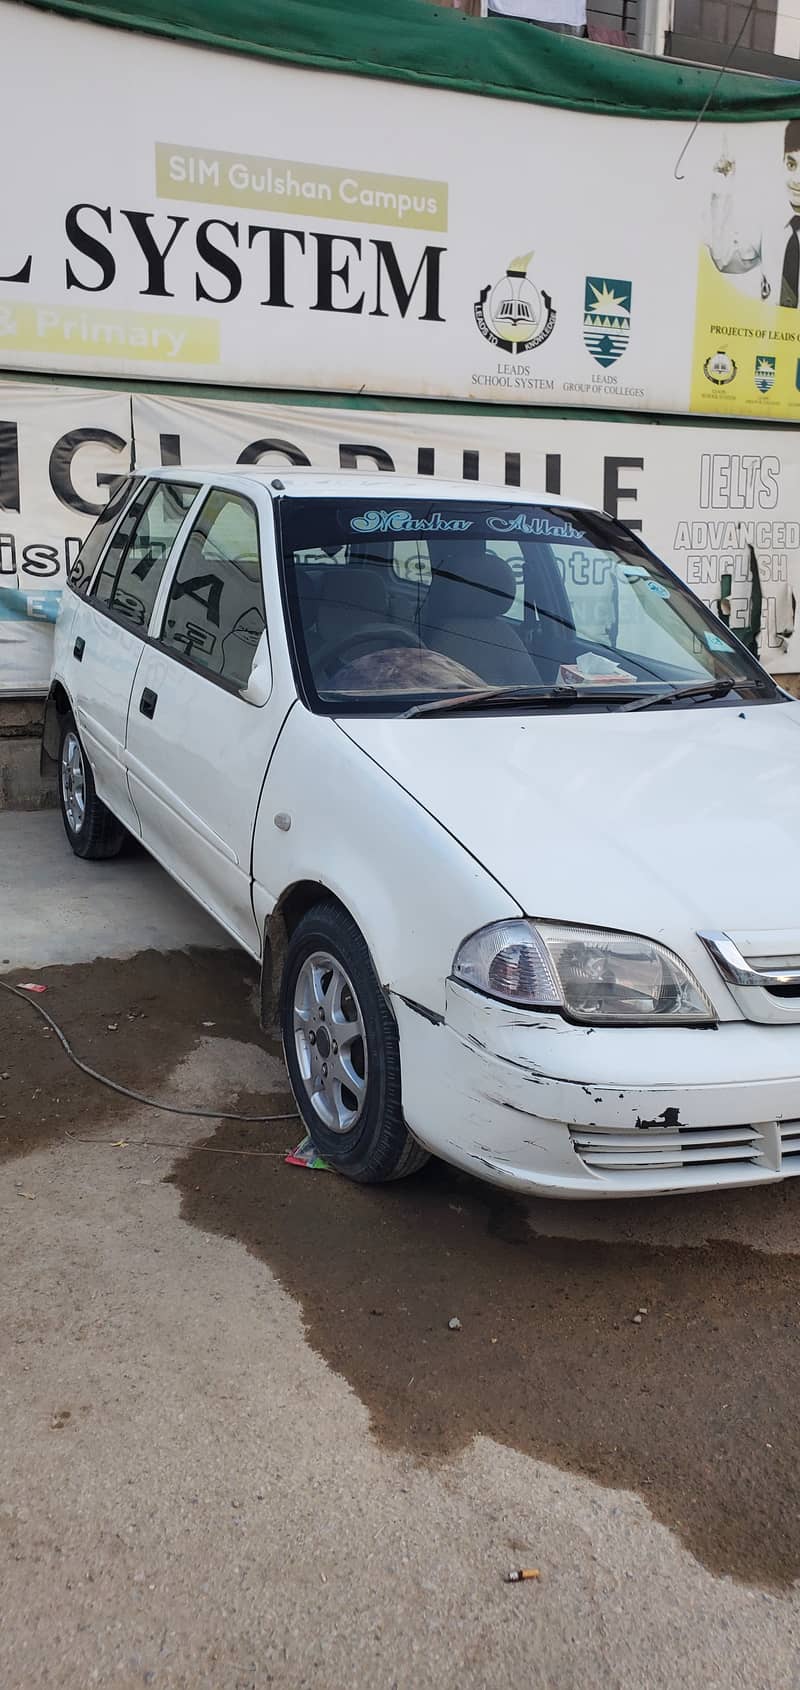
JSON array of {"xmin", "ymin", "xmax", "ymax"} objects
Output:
[{"xmin": 0, "ymin": 700, "xmax": 56, "ymax": 812}]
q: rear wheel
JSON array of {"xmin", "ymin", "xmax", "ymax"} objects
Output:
[
  {"xmin": 58, "ymin": 716, "xmax": 126, "ymax": 860},
  {"xmin": 281, "ymin": 901, "xmax": 429, "ymax": 1183}
]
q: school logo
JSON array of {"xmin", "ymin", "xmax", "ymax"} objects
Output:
[
  {"xmin": 474, "ymin": 251, "xmax": 556, "ymax": 355},
  {"xmin": 583, "ymin": 277, "xmax": 632, "ymax": 368},
  {"xmin": 795, "ymin": 358, "xmax": 800, "ymax": 392},
  {"xmin": 703, "ymin": 350, "xmax": 737, "ymax": 386},
  {"xmin": 755, "ymin": 355, "xmax": 776, "ymax": 393}
]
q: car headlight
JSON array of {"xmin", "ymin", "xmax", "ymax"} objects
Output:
[{"xmin": 452, "ymin": 921, "xmax": 716, "ymax": 1025}]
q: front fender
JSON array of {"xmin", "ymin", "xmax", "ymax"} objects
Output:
[{"xmin": 252, "ymin": 709, "xmax": 520, "ymax": 1018}]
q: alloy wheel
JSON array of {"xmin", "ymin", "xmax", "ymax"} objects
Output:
[
  {"xmin": 61, "ymin": 730, "xmax": 86, "ymax": 835},
  {"xmin": 293, "ymin": 950, "xmax": 369, "ymax": 1133}
]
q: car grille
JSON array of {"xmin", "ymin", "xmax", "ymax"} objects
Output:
[
  {"xmin": 571, "ymin": 1123, "xmax": 766, "ymax": 1172},
  {"xmin": 779, "ymin": 1121, "xmax": 800, "ymax": 1160}
]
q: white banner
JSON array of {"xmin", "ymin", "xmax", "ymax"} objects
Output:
[
  {"xmin": 3, "ymin": 4, "xmax": 800, "ymax": 421},
  {"xmin": 0, "ymin": 386, "xmax": 132, "ymax": 694},
  {"xmin": 1, "ymin": 380, "xmax": 797, "ymax": 692}
]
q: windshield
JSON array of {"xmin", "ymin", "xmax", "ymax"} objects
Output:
[{"xmin": 277, "ymin": 497, "xmax": 775, "ymax": 716}]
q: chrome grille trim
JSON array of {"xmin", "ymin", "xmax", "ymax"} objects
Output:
[{"xmin": 699, "ymin": 931, "xmax": 800, "ymax": 989}]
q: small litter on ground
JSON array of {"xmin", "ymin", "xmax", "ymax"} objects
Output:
[
  {"xmin": 285, "ymin": 1136, "xmax": 329, "ymax": 1171},
  {"xmin": 17, "ymin": 983, "xmax": 46, "ymax": 993}
]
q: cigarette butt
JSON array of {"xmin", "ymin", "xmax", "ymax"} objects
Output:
[{"xmin": 504, "ymin": 1568, "xmax": 540, "ymax": 1583}]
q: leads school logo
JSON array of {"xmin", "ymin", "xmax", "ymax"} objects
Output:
[
  {"xmin": 703, "ymin": 350, "xmax": 737, "ymax": 386},
  {"xmin": 474, "ymin": 251, "xmax": 556, "ymax": 354}
]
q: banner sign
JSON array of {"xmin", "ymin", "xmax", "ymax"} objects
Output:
[
  {"xmin": 1, "ymin": 380, "xmax": 798, "ymax": 693},
  {"xmin": 3, "ymin": 5, "xmax": 800, "ymax": 422}
]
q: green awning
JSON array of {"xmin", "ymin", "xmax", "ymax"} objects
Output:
[{"xmin": 17, "ymin": 0, "xmax": 800, "ymax": 121}]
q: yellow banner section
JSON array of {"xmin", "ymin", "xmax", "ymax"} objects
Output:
[
  {"xmin": 156, "ymin": 142, "xmax": 448, "ymax": 233},
  {"xmin": 0, "ymin": 302, "xmax": 219, "ymax": 364},
  {"xmin": 691, "ymin": 251, "xmax": 800, "ymax": 420}
]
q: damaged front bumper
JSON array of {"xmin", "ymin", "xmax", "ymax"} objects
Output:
[{"xmin": 393, "ymin": 980, "xmax": 800, "ymax": 1198}]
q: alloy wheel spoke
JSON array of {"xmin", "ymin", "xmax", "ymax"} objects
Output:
[
  {"xmin": 330, "ymin": 1083, "xmax": 357, "ymax": 1131},
  {"xmin": 333, "ymin": 1050, "xmax": 365, "ymax": 1095},
  {"xmin": 325, "ymin": 969, "xmax": 347, "ymax": 1024}
]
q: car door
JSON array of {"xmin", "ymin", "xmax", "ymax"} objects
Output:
[
  {"xmin": 124, "ymin": 483, "xmax": 281, "ymax": 954},
  {"xmin": 68, "ymin": 477, "xmax": 201, "ymax": 832}
]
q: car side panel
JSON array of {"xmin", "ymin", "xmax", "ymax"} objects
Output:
[{"xmin": 52, "ymin": 588, "xmax": 144, "ymax": 835}]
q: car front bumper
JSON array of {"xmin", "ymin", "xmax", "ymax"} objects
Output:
[{"xmin": 393, "ymin": 980, "xmax": 800, "ymax": 1198}]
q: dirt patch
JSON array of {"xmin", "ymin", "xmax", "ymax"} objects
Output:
[
  {"xmin": 173, "ymin": 1121, "xmax": 800, "ymax": 1590},
  {"xmin": 0, "ymin": 948, "xmax": 261, "ymax": 1162}
]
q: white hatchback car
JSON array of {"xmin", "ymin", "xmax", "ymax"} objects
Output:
[{"xmin": 45, "ymin": 468, "xmax": 800, "ymax": 1198}]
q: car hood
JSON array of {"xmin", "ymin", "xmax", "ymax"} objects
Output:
[{"xmin": 339, "ymin": 701, "xmax": 800, "ymax": 939}]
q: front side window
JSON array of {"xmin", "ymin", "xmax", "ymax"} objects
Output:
[
  {"xmin": 91, "ymin": 480, "xmax": 199, "ymax": 628},
  {"xmin": 277, "ymin": 498, "xmax": 776, "ymax": 716},
  {"xmin": 159, "ymin": 489, "xmax": 265, "ymax": 690}
]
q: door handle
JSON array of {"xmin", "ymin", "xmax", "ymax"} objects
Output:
[
  {"xmin": 73, "ymin": 637, "xmax": 85, "ymax": 661},
  {"xmin": 139, "ymin": 687, "xmax": 158, "ymax": 719}
]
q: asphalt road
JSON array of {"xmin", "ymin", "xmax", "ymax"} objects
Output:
[{"xmin": 2, "ymin": 812, "xmax": 800, "ymax": 1689}]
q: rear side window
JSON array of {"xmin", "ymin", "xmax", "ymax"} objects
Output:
[
  {"xmin": 92, "ymin": 481, "xmax": 199, "ymax": 630},
  {"xmin": 67, "ymin": 477, "xmax": 141, "ymax": 596},
  {"xmin": 159, "ymin": 489, "xmax": 265, "ymax": 690}
]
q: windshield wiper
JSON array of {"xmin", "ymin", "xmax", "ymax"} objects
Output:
[
  {"xmin": 405, "ymin": 685, "xmax": 601, "ymax": 719},
  {"xmin": 620, "ymin": 680, "xmax": 768, "ymax": 713},
  {"xmin": 404, "ymin": 677, "xmax": 773, "ymax": 720}
]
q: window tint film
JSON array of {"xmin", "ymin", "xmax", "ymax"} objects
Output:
[
  {"xmin": 277, "ymin": 498, "xmax": 774, "ymax": 715},
  {"xmin": 91, "ymin": 481, "xmax": 197, "ymax": 622},
  {"xmin": 160, "ymin": 489, "xmax": 265, "ymax": 690},
  {"xmin": 67, "ymin": 477, "xmax": 141, "ymax": 597},
  {"xmin": 110, "ymin": 482, "xmax": 199, "ymax": 630},
  {"xmin": 92, "ymin": 484, "xmax": 155, "ymax": 608}
]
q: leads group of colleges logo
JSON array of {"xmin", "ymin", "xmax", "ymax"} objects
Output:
[{"xmin": 472, "ymin": 249, "xmax": 632, "ymax": 370}]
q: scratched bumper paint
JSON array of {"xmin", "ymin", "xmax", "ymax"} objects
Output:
[{"xmin": 393, "ymin": 982, "xmax": 800, "ymax": 1198}]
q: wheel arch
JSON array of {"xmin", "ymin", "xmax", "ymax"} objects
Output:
[
  {"xmin": 260, "ymin": 879, "xmax": 382, "ymax": 1034},
  {"xmin": 40, "ymin": 681, "xmax": 74, "ymax": 775}
]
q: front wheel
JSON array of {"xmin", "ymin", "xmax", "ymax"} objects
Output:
[
  {"xmin": 58, "ymin": 716, "xmax": 126, "ymax": 860},
  {"xmin": 280, "ymin": 901, "xmax": 429, "ymax": 1183}
]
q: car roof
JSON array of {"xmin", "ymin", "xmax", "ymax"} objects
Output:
[{"xmin": 134, "ymin": 466, "xmax": 594, "ymax": 510}]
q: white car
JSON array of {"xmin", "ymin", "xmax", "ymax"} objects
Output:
[{"xmin": 44, "ymin": 467, "xmax": 800, "ymax": 1198}]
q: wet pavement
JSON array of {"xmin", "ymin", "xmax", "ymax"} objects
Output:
[{"xmin": 3, "ymin": 814, "xmax": 800, "ymax": 1687}]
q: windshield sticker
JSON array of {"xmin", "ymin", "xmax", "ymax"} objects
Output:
[
  {"xmin": 645, "ymin": 581, "xmax": 671, "ymax": 599},
  {"xmin": 350, "ymin": 509, "xmax": 472, "ymax": 534},
  {"xmin": 486, "ymin": 513, "xmax": 584, "ymax": 539},
  {"xmin": 703, "ymin": 631, "xmax": 734, "ymax": 652}
]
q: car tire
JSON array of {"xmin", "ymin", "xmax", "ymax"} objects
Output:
[
  {"xmin": 58, "ymin": 714, "xmax": 127, "ymax": 861},
  {"xmin": 281, "ymin": 900, "xmax": 430, "ymax": 1183}
]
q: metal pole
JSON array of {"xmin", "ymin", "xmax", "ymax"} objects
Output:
[{"xmin": 638, "ymin": 0, "xmax": 672, "ymax": 54}]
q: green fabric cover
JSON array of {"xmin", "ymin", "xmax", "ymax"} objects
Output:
[{"xmin": 17, "ymin": 0, "xmax": 800, "ymax": 121}]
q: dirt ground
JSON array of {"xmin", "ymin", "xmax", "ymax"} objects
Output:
[
  {"xmin": 0, "ymin": 949, "xmax": 267, "ymax": 1159},
  {"xmin": 5, "ymin": 948, "xmax": 800, "ymax": 1600}
]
